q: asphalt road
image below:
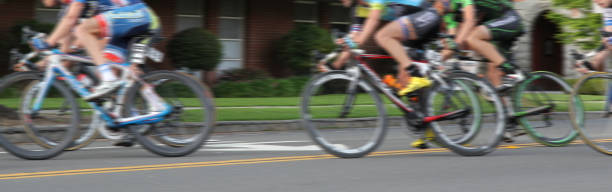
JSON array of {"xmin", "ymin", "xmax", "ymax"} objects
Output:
[{"xmin": 0, "ymin": 127, "xmax": 611, "ymax": 192}]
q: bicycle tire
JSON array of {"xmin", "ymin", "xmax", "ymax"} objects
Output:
[
  {"xmin": 0, "ymin": 72, "xmax": 79, "ymax": 160},
  {"xmin": 21, "ymin": 79, "xmax": 103, "ymax": 151},
  {"xmin": 124, "ymin": 70, "xmax": 216, "ymax": 157},
  {"xmin": 514, "ymin": 71, "xmax": 578, "ymax": 146},
  {"xmin": 569, "ymin": 72, "xmax": 612, "ymax": 155},
  {"xmin": 301, "ymin": 71, "xmax": 388, "ymax": 158},
  {"xmin": 428, "ymin": 71, "xmax": 506, "ymax": 156}
]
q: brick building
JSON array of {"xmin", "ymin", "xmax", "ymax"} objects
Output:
[
  {"xmin": 1, "ymin": 0, "xmax": 609, "ymax": 77},
  {"xmin": 0, "ymin": 0, "xmax": 352, "ymax": 76}
]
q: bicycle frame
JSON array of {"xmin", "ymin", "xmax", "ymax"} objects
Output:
[
  {"xmin": 345, "ymin": 49, "xmax": 470, "ymax": 124},
  {"xmin": 27, "ymin": 49, "xmax": 172, "ymax": 128}
]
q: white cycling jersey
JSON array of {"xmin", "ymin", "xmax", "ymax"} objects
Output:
[{"xmin": 603, "ymin": 8, "xmax": 612, "ymax": 27}]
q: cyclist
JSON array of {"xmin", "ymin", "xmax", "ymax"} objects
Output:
[
  {"xmin": 317, "ymin": 0, "xmax": 369, "ymax": 72},
  {"xmin": 325, "ymin": 0, "xmax": 437, "ymax": 96},
  {"xmin": 332, "ymin": 0, "xmax": 462, "ymax": 148},
  {"xmin": 14, "ymin": 0, "xmax": 105, "ymax": 72},
  {"xmin": 444, "ymin": 0, "xmax": 525, "ymax": 90},
  {"xmin": 576, "ymin": 0, "xmax": 612, "ymax": 114},
  {"xmin": 30, "ymin": 0, "xmax": 161, "ymax": 146},
  {"xmin": 30, "ymin": 0, "xmax": 160, "ymax": 101}
]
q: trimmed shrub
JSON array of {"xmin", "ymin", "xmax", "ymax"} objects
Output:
[
  {"xmin": 167, "ymin": 28, "xmax": 222, "ymax": 71},
  {"xmin": 566, "ymin": 78, "xmax": 609, "ymax": 95},
  {"xmin": 276, "ymin": 24, "xmax": 335, "ymax": 75},
  {"xmin": 217, "ymin": 68, "xmax": 271, "ymax": 82}
]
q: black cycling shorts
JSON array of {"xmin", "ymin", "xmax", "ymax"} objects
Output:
[
  {"xmin": 400, "ymin": 8, "xmax": 441, "ymax": 41},
  {"xmin": 484, "ymin": 10, "xmax": 525, "ymax": 42}
]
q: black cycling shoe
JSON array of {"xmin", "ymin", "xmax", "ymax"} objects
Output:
[{"xmin": 113, "ymin": 134, "xmax": 136, "ymax": 147}]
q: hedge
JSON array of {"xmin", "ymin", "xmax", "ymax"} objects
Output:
[
  {"xmin": 213, "ymin": 76, "xmax": 310, "ymax": 98},
  {"xmin": 566, "ymin": 78, "xmax": 610, "ymax": 95}
]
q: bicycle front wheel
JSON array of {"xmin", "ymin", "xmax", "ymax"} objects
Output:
[
  {"xmin": 124, "ymin": 70, "xmax": 215, "ymax": 157},
  {"xmin": 569, "ymin": 72, "xmax": 612, "ymax": 155},
  {"xmin": 514, "ymin": 71, "xmax": 578, "ymax": 146},
  {"xmin": 301, "ymin": 71, "xmax": 387, "ymax": 158},
  {"xmin": 0, "ymin": 72, "xmax": 78, "ymax": 160},
  {"xmin": 427, "ymin": 71, "xmax": 506, "ymax": 156}
]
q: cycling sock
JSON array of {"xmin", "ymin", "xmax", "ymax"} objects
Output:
[
  {"xmin": 140, "ymin": 85, "xmax": 165, "ymax": 111},
  {"xmin": 98, "ymin": 64, "xmax": 118, "ymax": 82}
]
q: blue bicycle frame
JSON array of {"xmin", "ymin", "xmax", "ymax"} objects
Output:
[{"xmin": 29, "ymin": 49, "xmax": 172, "ymax": 128}]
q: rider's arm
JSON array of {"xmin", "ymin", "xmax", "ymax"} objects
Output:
[
  {"xmin": 354, "ymin": 2, "xmax": 383, "ymax": 45},
  {"xmin": 45, "ymin": 2, "xmax": 84, "ymax": 47},
  {"xmin": 454, "ymin": 1, "xmax": 476, "ymax": 47},
  {"xmin": 603, "ymin": 8, "xmax": 612, "ymax": 33}
]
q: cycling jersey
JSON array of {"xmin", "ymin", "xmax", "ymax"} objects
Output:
[
  {"xmin": 58, "ymin": 0, "xmax": 143, "ymax": 19},
  {"xmin": 356, "ymin": 0, "xmax": 430, "ymax": 21},
  {"xmin": 72, "ymin": 0, "xmax": 143, "ymax": 14},
  {"xmin": 444, "ymin": 0, "xmax": 514, "ymax": 29},
  {"xmin": 603, "ymin": 7, "xmax": 612, "ymax": 27}
]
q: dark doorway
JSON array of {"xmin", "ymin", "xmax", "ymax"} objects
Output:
[{"xmin": 531, "ymin": 11, "xmax": 564, "ymax": 75}]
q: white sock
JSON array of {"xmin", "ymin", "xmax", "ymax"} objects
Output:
[
  {"xmin": 141, "ymin": 85, "xmax": 165, "ymax": 111},
  {"xmin": 98, "ymin": 64, "xmax": 118, "ymax": 82}
]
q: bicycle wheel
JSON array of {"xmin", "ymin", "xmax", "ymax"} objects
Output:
[
  {"xmin": 124, "ymin": 70, "xmax": 215, "ymax": 157},
  {"xmin": 569, "ymin": 72, "xmax": 612, "ymax": 155},
  {"xmin": 301, "ymin": 70, "xmax": 387, "ymax": 158},
  {"xmin": 0, "ymin": 72, "xmax": 78, "ymax": 160},
  {"xmin": 20, "ymin": 78, "xmax": 103, "ymax": 151},
  {"xmin": 514, "ymin": 71, "xmax": 578, "ymax": 146},
  {"xmin": 427, "ymin": 71, "xmax": 506, "ymax": 156}
]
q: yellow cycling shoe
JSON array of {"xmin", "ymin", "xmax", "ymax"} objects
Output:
[
  {"xmin": 410, "ymin": 138, "xmax": 428, "ymax": 149},
  {"xmin": 411, "ymin": 128, "xmax": 436, "ymax": 149},
  {"xmin": 398, "ymin": 77, "xmax": 432, "ymax": 96},
  {"xmin": 424, "ymin": 128, "xmax": 435, "ymax": 140}
]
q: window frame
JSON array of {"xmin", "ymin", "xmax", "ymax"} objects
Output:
[
  {"xmin": 294, "ymin": 0, "xmax": 319, "ymax": 24},
  {"xmin": 217, "ymin": 0, "xmax": 246, "ymax": 71},
  {"xmin": 175, "ymin": 0, "xmax": 205, "ymax": 32}
]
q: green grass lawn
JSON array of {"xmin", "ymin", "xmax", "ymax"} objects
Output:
[{"xmin": 0, "ymin": 93, "xmax": 609, "ymax": 121}]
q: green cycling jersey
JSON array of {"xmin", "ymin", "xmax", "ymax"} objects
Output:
[{"xmin": 444, "ymin": 0, "xmax": 514, "ymax": 29}]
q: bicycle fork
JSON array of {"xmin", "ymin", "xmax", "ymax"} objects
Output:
[{"xmin": 339, "ymin": 67, "xmax": 361, "ymax": 118}]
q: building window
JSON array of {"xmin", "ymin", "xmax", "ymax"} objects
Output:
[
  {"xmin": 329, "ymin": 3, "xmax": 352, "ymax": 34},
  {"xmin": 176, "ymin": 0, "xmax": 205, "ymax": 32},
  {"xmin": 294, "ymin": 0, "xmax": 318, "ymax": 23},
  {"xmin": 218, "ymin": 0, "xmax": 245, "ymax": 71},
  {"xmin": 34, "ymin": 1, "xmax": 62, "ymax": 24}
]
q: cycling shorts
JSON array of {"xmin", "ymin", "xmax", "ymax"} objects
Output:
[
  {"xmin": 399, "ymin": 8, "xmax": 441, "ymax": 41},
  {"xmin": 484, "ymin": 10, "xmax": 524, "ymax": 42},
  {"xmin": 95, "ymin": 3, "xmax": 160, "ymax": 64}
]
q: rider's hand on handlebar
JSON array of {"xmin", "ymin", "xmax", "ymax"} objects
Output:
[
  {"xmin": 336, "ymin": 36, "xmax": 359, "ymax": 49},
  {"xmin": 30, "ymin": 37, "xmax": 51, "ymax": 51},
  {"xmin": 12, "ymin": 62, "xmax": 28, "ymax": 72}
]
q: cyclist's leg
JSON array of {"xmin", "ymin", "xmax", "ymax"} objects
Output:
[
  {"xmin": 466, "ymin": 10, "xmax": 524, "ymax": 87},
  {"xmin": 375, "ymin": 8, "xmax": 439, "ymax": 94},
  {"xmin": 78, "ymin": 4, "xmax": 159, "ymax": 100},
  {"xmin": 375, "ymin": 16, "xmax": 416, "ymax": 87},
  {"xmin": 74, "ymin": 17, "xmax": 106, "ymax": 66}
]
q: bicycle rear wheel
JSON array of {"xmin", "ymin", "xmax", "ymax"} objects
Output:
[
  {"xmin": 0, "ymin": 72, "xmax": 78, "ymax": 160},
  {"xmin": 514, "ymin": 71, "xmax": 578, "ymax": 146},
  {"xmin": 124, "ymin": 70, "xmax": 215, "ymax": 157},
  {"xmin": 569, "ymin": 72, "xmax": 612, "ymax": 155},
  {"xmin": 427, "ymin": 71, "xmax": 506, "ymax": 156},
  {"xmin": 301, "ymin": 71, "xmax": 387, "ymax": 158}
]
